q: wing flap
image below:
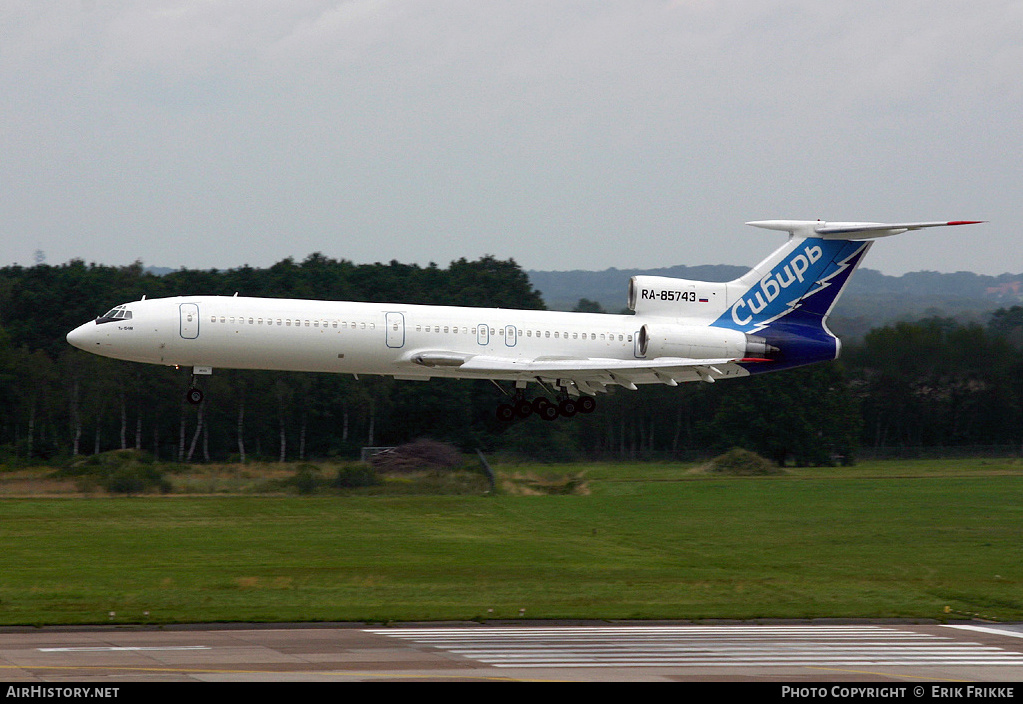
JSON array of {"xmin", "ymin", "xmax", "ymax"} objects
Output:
[
  {"xmin": 460, "ymin": 355, "xmax": 746, "ymax": 388},
  {"xmin": 458, "ymin": 355, "xmax": 734, "ymax": 374}
]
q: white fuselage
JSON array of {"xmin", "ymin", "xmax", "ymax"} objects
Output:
[{"xmin": 67, "ymin": 295, "xmax": 653, "ymax": 383}]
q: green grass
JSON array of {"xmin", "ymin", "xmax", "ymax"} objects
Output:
[{"xmin": 1, "ymin": 459, "xmax": 1021, "ymax": 625}]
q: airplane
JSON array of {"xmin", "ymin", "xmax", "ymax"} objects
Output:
[{"xmin": 66, "ymin": 219, "xmax": 981, "ymax": 421}]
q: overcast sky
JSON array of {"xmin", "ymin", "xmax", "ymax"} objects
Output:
[{"xmin": 2, "ymin": 1, "xmax": 1020, "ymax": 278}]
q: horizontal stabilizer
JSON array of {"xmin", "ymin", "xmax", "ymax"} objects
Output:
[{"xmin": 747, "ymin": 220, "xmax": 984, "ymax": 240}]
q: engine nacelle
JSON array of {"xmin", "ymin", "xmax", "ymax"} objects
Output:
[
  {"xmin": 628, "ymin": 275, "xmax": 727, "ymax": 317},
  {"xmin": 638, "ymin": 323, "xmax": 774, "ymax": 360}
]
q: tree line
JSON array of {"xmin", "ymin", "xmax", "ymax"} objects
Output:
[{"xmin": 2, "ymin": 254, "xmax": 1022, "ymax": 466}]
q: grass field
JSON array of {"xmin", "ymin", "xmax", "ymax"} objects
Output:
[{"xmin": 0, "ymin": 458, "xmax": 1021, "ymax": 626}]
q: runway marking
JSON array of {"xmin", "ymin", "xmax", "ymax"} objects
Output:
[
  {"xmin": 37, "ymin": 646, "xmax": 211, "ymax": 652},
  {"xmin": 945, "ymin": 625, "xmax": 1023, "ymax": 639},
  {"xmin": 367, "ymin": 625, "xmax": 1023, "ymax": 668},
  {"xmin": 1, "ymin": 664, "xmax": 527, "ymax": 681}
]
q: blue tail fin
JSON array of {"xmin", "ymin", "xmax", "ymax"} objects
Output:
[{"xmin": 714, "ymin": 219, "xmax": 982, "ymax": 372}]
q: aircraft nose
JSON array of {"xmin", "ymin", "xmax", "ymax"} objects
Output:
[{"xmin": 66, "ymin": 322, "xmax": 95, "ymax": 351}]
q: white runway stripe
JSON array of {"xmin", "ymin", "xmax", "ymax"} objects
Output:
[
  {"xmin": 367, "ymin": 625, "xmax": 1023, "ymax": 668},
  {"xmin": 37, "ymin": 646, "xmax": 211, "ymax": 652}
]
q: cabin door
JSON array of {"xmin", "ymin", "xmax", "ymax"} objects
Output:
[
  {"xmin": 179, "ymin": 303, "xmax": 200, "ymax": 339},
  {"xmin": 385, "ymin": 312, "xmax": 405, "ymax": 348}
]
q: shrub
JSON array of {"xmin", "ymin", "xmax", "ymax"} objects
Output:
[
  {"xmin": 332, "ymin": 465, "xmax": 379, "ymax": 489},
  {"xmin": 105, "ymin": 464, "xmax": 172, "ymax": 495},
  {"xmin": 704, "ymin": 448, "xmax": 785, "ymax": 476},
  {"xmin": 287, "ymin": 464, "xmax": 325, "ymax": 494},
  {"xmin": 54, "ymin": 450, "xmax": 170, "ymax": 494}
]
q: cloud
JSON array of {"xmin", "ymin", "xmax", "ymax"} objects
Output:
[{"xmin": 1, "ymin": 1, "xmax": 1019, "ymax": 275}]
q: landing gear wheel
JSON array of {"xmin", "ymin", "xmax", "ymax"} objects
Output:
[
  {"xmin": 531, "ymin": 396, "xmax": 551, "ymax": 414},
  {"xmin": 514, "ymin": 398, "xmax": 534, "ymax": 418},
  {"xmin": 558, "ymin": 398, "xmax": 578, "ymax": 418},
  {"xmin": 186, "ymin": 387, "xmax": 204, "ymax": 405},
  {"xmin": 496, "ymin": 403, "xmax": 516, "ymax": 423},
  {"xmin": 577, "ymin": 396, "xmax": 597, "ymax": 414},
  {"xmin": 538, "ymin": 402, "xmax": 560, "ymax": 421}
]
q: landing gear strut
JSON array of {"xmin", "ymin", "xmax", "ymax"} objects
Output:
[{"xmin": 495, "ymin": 391, "xmax": 536, "ymax": 422}]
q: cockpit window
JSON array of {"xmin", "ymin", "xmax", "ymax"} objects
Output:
[{"xmin": 96, "ymin": 305, "xmax": 132, "ymax": 324}]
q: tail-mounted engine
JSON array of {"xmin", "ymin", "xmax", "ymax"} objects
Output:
[
  {"xmin": 638, "ymin": 323, "xmax": 776, "ymax": 360},
  {"xmin": 628, "ymin": 275, "xmax": 727, "ymax": 318}
]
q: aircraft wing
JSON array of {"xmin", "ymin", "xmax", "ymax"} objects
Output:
[{"xmin": 407, "ymin": 351, "xmax": 748, "ymax": 391}]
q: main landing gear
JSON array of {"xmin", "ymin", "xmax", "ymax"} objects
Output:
[{"xmin": 495, "ymin": 388, "xmax": 597, "ymax": 422}]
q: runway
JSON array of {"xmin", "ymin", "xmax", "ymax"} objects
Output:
[{"xmin": 2, "ymin": 622, "xmax": 1022, "ymax": 682}]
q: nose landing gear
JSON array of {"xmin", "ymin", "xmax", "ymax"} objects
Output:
[
  {"xmin": 185, "ymin": 386, "xmax": 204, "ymax": 405},
  {"xmin": 184, "ymin": 366, "xmax": 213, "ymax": 405}
]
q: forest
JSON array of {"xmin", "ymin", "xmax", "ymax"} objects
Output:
[{"xmin": 2, "ymin": 253, "xmax": 1023, "ymax": 466}]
